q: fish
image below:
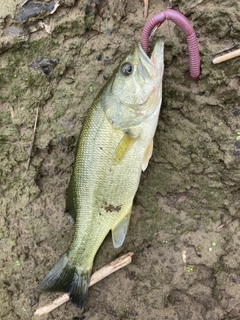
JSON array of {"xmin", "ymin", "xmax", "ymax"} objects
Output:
[{"xmin": 38, "ymin": 38, "xmax": 164, "ymax": 308}]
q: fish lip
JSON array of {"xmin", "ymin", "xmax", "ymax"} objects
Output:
[
  {"xmin": 136, "ymin": 42, "xmax": 156, "ymax": 68},
  {"xmin": 136, "ymin": 37, "xmax": 165, "ymax": 67}
]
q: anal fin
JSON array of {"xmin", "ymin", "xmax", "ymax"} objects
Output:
[
  {"xmin": 65, "ymin": 180, "xmax": 77, "ymax": 223},
  {"xmin": 112, "ymin": 212, "xmax": 131, "ymax": 248},
  {"xmin": 142, "ymin": 139, "xmax": 153, "ymax": 171}
]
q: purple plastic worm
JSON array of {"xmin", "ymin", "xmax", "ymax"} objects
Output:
[{"xmin": 141, "ymin": 9, "xmax": 200, "ymax": 80}]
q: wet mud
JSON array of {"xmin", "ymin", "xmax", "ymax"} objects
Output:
[{"xmin": 0, "ymin": 0, "xmax": 240, "ymax": 319}]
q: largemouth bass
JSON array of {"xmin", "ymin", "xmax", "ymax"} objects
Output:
[{"xmin": 38, "ymin": 38, "xmax": 164, "ymax": 308}]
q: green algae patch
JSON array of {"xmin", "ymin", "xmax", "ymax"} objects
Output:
[{"xmin": 0, "ymin": 0, "xmax": 21, "ymax": 20}]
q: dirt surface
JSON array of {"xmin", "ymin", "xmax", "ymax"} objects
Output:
[{"xmin": 1, "ymin": 0, "xmax": 240, "ymax": 319}]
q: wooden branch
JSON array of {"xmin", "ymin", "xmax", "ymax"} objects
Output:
[
  {"xmin": 34, "ymin": 252, "xmax": 134, "ymax": 316},
  {"xmin": 213, "ymin": 49, "xmax": 240, "ymax": 64}
]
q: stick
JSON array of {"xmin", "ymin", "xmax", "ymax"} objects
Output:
[
  {"xmin": 213, "ymin": 49, "xmax": 240, "ymax": 64},
  {"xmin": 190, "ymin": 0, "xmax": 206, "ymax": 9},
  {"xmin": 143, "ymin": 0, "xmax": 149, "ymax": 19},
  {"xmin": 34, "ymin": 252, "xmax": 134, "ymax": 316},
  {"xmin": 51, "ymin": 0, "xmax": 60, "ymax": 14},
  {"xmin": 213, "ymin": 43, "xmax": 240, "ymax": 56},
  {"xmin": 216, "ymin": 215, "xmax": 240, "ymax": 231},
  {"xmin": 9, "ymin": 105, "xmax": 15, "ymax": 120},
  {"xmin": 22, "ymin": 0, "xmax": 30, "ymax": 5},
  {"xmin": 27, "ymin": 103, "xmax": 39, "ymax": 170}
]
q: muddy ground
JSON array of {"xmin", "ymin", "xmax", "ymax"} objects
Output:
[{"xmin": 1, "ymin": 0, "xmax": 240, "ymax": 319}]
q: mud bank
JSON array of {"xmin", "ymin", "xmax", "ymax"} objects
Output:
[{"xmin": 0, "ymin": 1, "xmax": 240, "ymax": 319}]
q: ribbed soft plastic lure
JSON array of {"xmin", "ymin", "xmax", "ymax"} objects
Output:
[{"xmin": 141, "ymin": 9, "xmax": 200, "ymax": 79}]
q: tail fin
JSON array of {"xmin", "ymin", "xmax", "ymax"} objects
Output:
[{"xmin": 38, "ymin": 253, "xmax": 92, "ymax": 308}]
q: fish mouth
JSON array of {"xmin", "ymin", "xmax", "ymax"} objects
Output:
[{"xmin": 137, "ymin": 37, "xmax": 165, "ymax": 68}]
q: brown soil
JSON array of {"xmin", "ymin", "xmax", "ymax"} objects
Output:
[{"xmin": 1, "ymin": 0, "xmax": 240, "ymax": 319}]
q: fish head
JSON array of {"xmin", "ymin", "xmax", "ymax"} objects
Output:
[{"xmin": 102, "ymin": 38, "xmax": 164, "ymax": 129}]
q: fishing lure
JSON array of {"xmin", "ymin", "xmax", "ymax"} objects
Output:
[{"xmin": 141, "ymin": 9, "xmax": 200, "ymax": 79}]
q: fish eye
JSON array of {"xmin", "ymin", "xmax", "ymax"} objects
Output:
[{"xmin": 120, "ymin": 62, "xmax": 134, "ymax": 76}]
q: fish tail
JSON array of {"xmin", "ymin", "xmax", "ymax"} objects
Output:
[{"xmin": 38, "ymin": 253, "xmax": 92, "ymax": 308}]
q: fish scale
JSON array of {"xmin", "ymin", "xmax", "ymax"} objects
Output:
[{"xmin": 38, "ymin": 38, "xmax": 164, "ymax": 308}]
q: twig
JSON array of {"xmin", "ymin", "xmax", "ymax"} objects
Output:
[
  {"xmin": 51, "ymin": 0, "xmax": 60, "ymax": 14},
  {"xmin": 34, "ymin": 252, "xmax": 134, "ymax": 316},
  {"xmin": 213, "ymin": 43, "xmax": 240, "ymax": 56},
  {"xmin": 22, "ymin": 0, "xmax": 30, "ymax": 6},
  {"xmin": 216, "ymin": 215, "xmax": 240, "ymax": 231},
  {"xmin": 27, "ymin": 103, "xmax": 39, "ymax": 170},
  {"xmin": 143, "ymin": 0, "xmax": 149, "ymax": 19},
  {"xmin": 190, "ymin": 0, "xmax": 206, "ymax": 9},
  {"xmin": 9, "ymin": 105, "xmax": 15, "ymax": 120},
  {"xmin": 182, "ymin": 250, "xmax": 187, "ymax": 268},
  {"xmin": 213, "ymin": 49, "xmax": 240, "ymax": 64}
]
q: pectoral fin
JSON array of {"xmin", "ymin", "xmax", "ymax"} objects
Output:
[
  {"xmin": 112, "ymin": 212, "xmax": 131, "ymax": 248},
  {"xmin": 113, "ymin": 134, "xmax": 135, "ymax": 165},
  {"xmin": 142, "ymin": 139, "xmax": 153, "ymax": 171}
]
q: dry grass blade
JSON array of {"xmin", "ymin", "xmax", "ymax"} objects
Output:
[
  {"xmin": 213, "ymin": 43, "xmax": 240, "ymax": 56},
  {"xmin": 34, "ymin": 252, "xmax": 134, "ymax": 316},
  {"xmin": 27, "ymin": 103, "xmax": 39, "ymax": 170},
  {"xmin": 190, "ymin": 0, "xmax": 206, "ymax": 9}
]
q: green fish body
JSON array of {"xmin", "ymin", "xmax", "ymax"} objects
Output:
[{"xmin": 38, "ymin": 38, "xmax": 164, "ymax": 308}]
